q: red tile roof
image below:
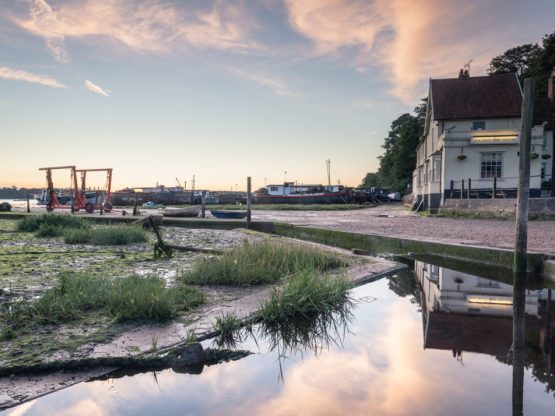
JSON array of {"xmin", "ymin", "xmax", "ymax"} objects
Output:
[{"xmin": 430, "ymin": 73, "xmax": 522, "ymax": 121}]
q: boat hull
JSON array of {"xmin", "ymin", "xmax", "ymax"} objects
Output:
[
  {"xmin": 254, "ymin": 192, "xmax": 350, "ymax": 204},
  {"xmin": 159, "ymin": 206, "xmax": 201, "ymax": 217},
  {"xmin": 210, "ymin": 210, "xmax": 247, "ymax": 219}
]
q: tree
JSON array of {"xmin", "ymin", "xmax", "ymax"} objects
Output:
[
  {"xmin": 360, "ymin": 172, "xmax": 379, "ymax": 188},
  {"xmin": 487, "ymin": 44, "xmax": 540, "ymax": 79},
  {"xmin": 367, "ymin": 101, "xmax": 425, "ymax": 191},
  {"xmin": 488, "ymin": 31, "xmax": 555, "ymax": 96}
]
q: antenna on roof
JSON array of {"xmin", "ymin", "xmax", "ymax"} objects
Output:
[{"xmin": 463, "ymin": 59, "xmax": 473, "ymax": 77}]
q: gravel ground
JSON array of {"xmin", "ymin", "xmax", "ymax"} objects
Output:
[{"xmin": 252, "ymin": 204, "xmax": 555, "ymax": 256}]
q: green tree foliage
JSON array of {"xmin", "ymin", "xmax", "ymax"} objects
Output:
[
  {"xmin": 363, "ymin": 102, "xmax": 425, "ymax": 191},
  {"xmin": 488, "ymin": 31, "xmax": 555, "ymax": 96}
]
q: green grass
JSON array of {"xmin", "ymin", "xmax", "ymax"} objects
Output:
[
  {"xmin": 258, "ymin": 270, "xmax": 352, "ymax": 323},
  {"xmin": 16, "ymin": 214, "xmax": 90, "ymax": 233},
  {"xmin": 7, "ymin": 273, "xmax": 205, "ymax": 328},
  {"xmin": 108, "ymin": 276, "xmax": 205, "ymax": 321},
  {"xmin": 205, "ymin": 204, "xmax": 368, "ymax": 211},
  {"xmin": 180, "ymin": 241, "xmax": 344, "ymax": 286},
  {"xmin": 64, "ymin": 226, "xmax": 148, "ymax": 245}
]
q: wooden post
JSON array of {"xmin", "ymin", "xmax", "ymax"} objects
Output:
[
  {"xmin": 71, "ymin": 191, "xmax": 75, "ymax": 214},
  {"xmin": 493, "ymin": 177, "xmax": 497, "ymax": 199},
  {"xmin": 26, "ymin": 194, "xmax": 30, "ymax": 213},
  {"xmin": 450, "ymin": 180, "xmax": 454, "ymax": 198},
  {"xmin": 467, "ymin": 178, "xmax": 471, "ymax": 199},
  {"xmin": 246, "ymin": 176, "xmax": 252, "ymax": 228},
  {"xmin": 514, "ymin": 78, "xmax": 535, "ymax": 275},
  {"xmin": 461, "ymin": 179, "xmax": 465, "ymax": 199},
  {"xmin": 99, "ymin": 192, "xmax": 104, "ymax": 215},
  {"xmin": 133, "ymin": 194, "xmax": 138, "ymax": 216},
  {"xmin": 201, "ymin": 191, "xmax": 206, "ymax": 218}
]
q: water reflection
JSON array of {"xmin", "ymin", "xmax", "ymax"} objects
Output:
[
  {"xmin": 413, "ymin": 260, "xmax": 555, "ymax": 398},
  {"xmin": 3, "ymin": 263, "xmax": 555, "ymax": 416}
]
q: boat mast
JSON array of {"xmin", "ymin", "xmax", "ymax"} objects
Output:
[{"xmin": 326, "ymin": 159, "xmax": 331, "ymax": 190}]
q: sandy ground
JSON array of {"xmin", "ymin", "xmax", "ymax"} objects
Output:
[{"xmin": 252, "ymin": 205, "xmax": 555, "ymax": 256}]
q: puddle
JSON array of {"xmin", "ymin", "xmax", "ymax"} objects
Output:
[{"xmin": 3, "ymin": 259, "xmax": 553, "ymax": 415}]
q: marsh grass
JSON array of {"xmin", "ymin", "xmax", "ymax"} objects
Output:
[
  {"xmin": 212, "ymin": 312, "xmax": 244, "ymax": 348},
  {"xmin": 64, "ymin": 226, "xmax": 148, "ymax": 245},
  {"xmin": 180, "ymin": 241, "xmax": 344, "ymax": 286},
  {"xmin": 8, "ymin": 273, "xmax": 205, "ymax": 328},
  {"xmin": 17, "ymin": 214, "xmax": 90, "ymax": 233},
  {"xmin": 108, "ymin": 276, "xmax": 204, "ymax": 321},
  {"xmin": 258, "ymin": 270, "xmax": 353, "ymax": 323}
]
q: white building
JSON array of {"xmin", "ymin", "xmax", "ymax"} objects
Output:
[{"xmin": 413, "ymin": 69, "xmax": 554, "ymax": 212}]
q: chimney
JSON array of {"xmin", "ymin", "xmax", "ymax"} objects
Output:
[
  {"xmin": 458, "ymin": 68, "xmax": 464, "ymax": 78},
  {"xmin": 548, "ymin": 67, "xmax": 555, "ymax": 101}
]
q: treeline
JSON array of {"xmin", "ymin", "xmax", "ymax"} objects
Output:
[{"xmin": 361, "ymin": 31, "xmax": 555, "ymax": 192}]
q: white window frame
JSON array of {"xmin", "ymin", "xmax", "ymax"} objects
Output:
[{"xmin": 480, "ymin": 152, "xmax": 503, "ymax": 179}]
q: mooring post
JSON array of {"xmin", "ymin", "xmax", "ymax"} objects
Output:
[
  {"xmin": 493, "ymin": 177, "xmax": 497, "ymax": 199},
  {"xmin": 246, "ymin": 176, "xmax": 252, "ymax": 228},
  {"xmin": 133, "ymin": 194, "xmax": 138, "ymax": 216},
  {"xmin": 201, "ymin": 191, "xmax": 206, "ymax": 218},
  {"xmin": 26, "ymin": 194, "xmax": 30, "ymax": 213},
  {"xmin": 70, "ymin": 191, "xmax": 75, "ymax": 214},
  {"xmin": 99, "ymin": 192, "xmax": 104, "ymax": 215},
  {"xmin": 514, "ymin": 78, "xmax": 535, "ymax": 275},
  {"xmin": 468, "ymin": 178, "xmax": 471, "ymax": 200},
  {"xmin": 512, "ymin": 78, "xmax": 534, "ymax": 416},
  {"xmin": 461, "ymin": 179, "xmax": 465, "ymax": 199}
]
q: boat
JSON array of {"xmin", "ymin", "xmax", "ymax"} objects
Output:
[
  {"xmin": 159, "ymin": 206, "xmax": 201, "ymax": 217},
  {"xmin": 210, "ymin": 210, "xmax": 247, "ymax": 219},
  {"xmin": 254, "ymin": 182, "xmax": 350, "ymax": 204},
  {"xmin": 142, "ymin": 201, "xmax": 164, "ymax": 208}
]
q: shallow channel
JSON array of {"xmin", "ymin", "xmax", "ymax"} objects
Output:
[{"xmin": 2, "ymin": 260, "xmax": 554, "ymax": 415}]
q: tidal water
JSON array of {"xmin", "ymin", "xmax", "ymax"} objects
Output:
[{"xmin": 3, "ymin": 262, "xmax": 555, "ymax": 415}]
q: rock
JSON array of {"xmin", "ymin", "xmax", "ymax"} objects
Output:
[
  {"xmin": 0, "ymin": 202, "xmax": 12, "ymax": 212},
  {"xmin": 0, "ymin": 394, "xmax": 17, "ymax": 409}
]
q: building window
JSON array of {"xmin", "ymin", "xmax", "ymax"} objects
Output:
[
  {"xmin": 481, "ymin": 152, "xmax": 503, "ymax": 178},
  {"xmin": 472, "ymin": 121, "xmax": 486, "ymax": 130},
  {"xmin": 432, "ymin": 156, "xmax": 441, "ymax": 182},
  {"xmin": 270, "ymin": 186, "xmax": 278, "ymax": 191}
]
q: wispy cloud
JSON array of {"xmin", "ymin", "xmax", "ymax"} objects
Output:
[
  {"xmin": 28, "ymin": 0, "xmax": 70, "ymax": 63},
  {"xmin": 0, "ymin": 66, "xmax": 66, "ymax": 88},
  {"xmin": 13, "ymin": 0, "xmax": 260, "ymax": 60},
  {"xmin": 284, "ymin": 0, "xmax": 550, "ymax": 103},
  {"xmin": 229, "ymin": 67, "xmax": 300, "ymax": 97},
  {"xmin": 84, "ymin": 80, "xmax": 109, "ymax": 96}
]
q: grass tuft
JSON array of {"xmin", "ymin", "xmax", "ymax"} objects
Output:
[
  {"xmin": 64, "ymin": 226, "xmax": 148, "ymax": 245},
  {"xmin": 180, "ymin": 241, "xmax": 344, "ymax": 286},
  {"xmin": 258, "ymin": 270, "xmax": 352, "ymax": 323},
  {"xmin": 16, "ymin": 214, "xmax": 90, "ymax": 233}
]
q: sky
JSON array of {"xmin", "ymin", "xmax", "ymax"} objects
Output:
[{"xmin": 1, "ymin": 0, "xmax": 554, "ymax": 191}]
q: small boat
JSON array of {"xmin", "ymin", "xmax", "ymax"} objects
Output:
[
  {"xmin": 143, "ymin": 201, "xmax": 164, "ymax": 208},
  {"xmin": 159, "ymin": 206, "xmax": 201, "ymax": 217},
  {"xmin": 210, "ymin": 210, "xmax": 247, "ymax": 219}
]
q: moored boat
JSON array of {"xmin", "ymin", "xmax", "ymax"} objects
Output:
[
  {"xmin": 210, "ymin": 210, "xmax": 247, "ymax": 219},
  {"xmin": 254, "ymin": 182, "xmax": 350, "ymax": 204},
  {"xmin": 159, "ymin": 206, "xmax": 201, "ymax": 217}
]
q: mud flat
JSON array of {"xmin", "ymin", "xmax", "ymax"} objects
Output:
[{"xmin": 0, "ymin": 219, "xmax": 402, "ymax": 410}]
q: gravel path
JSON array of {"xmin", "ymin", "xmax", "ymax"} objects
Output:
[{"xmin": 252, "ymin": 205, "xmax": 555, "ymax": 256}]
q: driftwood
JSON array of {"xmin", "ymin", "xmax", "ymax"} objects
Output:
[
  {"xmin": 0, "ymin": 342, "xmax": 251, "ymax": 377},
  {"xmin": 147, "ymin": 216, "xmax": 223, "ymax": 257}
]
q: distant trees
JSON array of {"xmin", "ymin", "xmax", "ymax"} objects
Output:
[
  {"xmin": 488, "ymin": 31, "xmax": 555, "ymax": 96},
  {"xmin": 360, "ymin": 102, "xmax": 425, "ymax": 191}
]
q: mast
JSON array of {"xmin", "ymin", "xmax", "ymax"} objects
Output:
[{"xmin": 326, "ymin": 159, "xmax": 331, "ymax": 190}]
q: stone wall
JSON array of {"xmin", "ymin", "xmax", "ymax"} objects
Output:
[{"xmin": 441, "ymin": 197, "xmax": 555, "ymax": 216}]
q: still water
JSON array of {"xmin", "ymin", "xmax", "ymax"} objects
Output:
[{"xmin": 3, "ymin": 262, "xmax": 555, "ymax": 415}]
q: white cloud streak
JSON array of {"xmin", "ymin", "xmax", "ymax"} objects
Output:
[
  {"xmin": 14, "ymin": 0, "xmax": 260, "ymax": 61},
  {"xmin": 84, "ymin": 80, "xmax": 109, "ymax": 96},
  {"xmin": 0, "ymin": 66, "xmax": 66, "ymax": 88},
  {"xmin": 229, "ymin": 67, "xmax": 300, "ymax": 97},
  {"xmin": 29, "ymin": 0, "xmax": 70, "ymax": 63}
]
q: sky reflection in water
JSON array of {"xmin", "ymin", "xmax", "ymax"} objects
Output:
[{"xmin": 3, "ymin": 268, "xmax": 555, "ymax": 416}]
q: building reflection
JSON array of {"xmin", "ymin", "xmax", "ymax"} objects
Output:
[{"xmin": 414, "ymin": 261, "xmax": 554, "ymax": 392}]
